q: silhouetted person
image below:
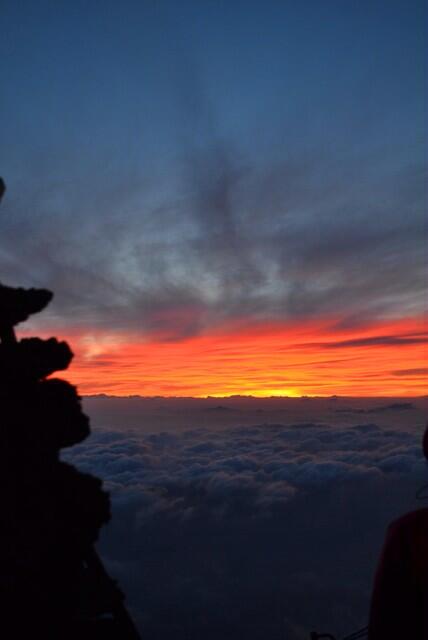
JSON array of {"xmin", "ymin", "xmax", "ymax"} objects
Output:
[{"xmin": 368, "ymin": 423, "xmax": 428, "ymax": 639}]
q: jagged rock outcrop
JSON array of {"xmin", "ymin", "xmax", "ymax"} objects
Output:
[{"xmin": 0, "ymin": 180, "xmax": 139, "ymax": 639}]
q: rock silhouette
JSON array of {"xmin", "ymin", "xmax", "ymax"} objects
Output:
[{"xmin": 0, "ymin": 181, "xmax": 140, "ymax": 638}]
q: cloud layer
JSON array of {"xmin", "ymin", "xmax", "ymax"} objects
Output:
[{"xmin": 63, "ymin": 397, "xmax": 428, "ymax": 639}]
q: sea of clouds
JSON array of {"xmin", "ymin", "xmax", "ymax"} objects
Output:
[{"xmin": 63, "ymin": 396, "xmax": 428, "ymax": 640}]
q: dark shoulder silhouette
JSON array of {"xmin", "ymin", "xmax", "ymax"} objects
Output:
[{"xmin": 368, "ymin": 429, "xmax": 428, "ymax": 639}]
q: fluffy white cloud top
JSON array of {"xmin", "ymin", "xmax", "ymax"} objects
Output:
[{"xmin": 63, "ymin": 397, "xmax": 428, "ymax": 639}]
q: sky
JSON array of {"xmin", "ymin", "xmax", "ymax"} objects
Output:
[{"xmin": 0, "ymin": 0, "xmax": 426, "ymax": 396}]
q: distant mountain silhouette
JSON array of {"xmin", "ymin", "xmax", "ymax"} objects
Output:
[{"xmin": 335, "ymin": 402, "xmax": 414, "ymax": 415}]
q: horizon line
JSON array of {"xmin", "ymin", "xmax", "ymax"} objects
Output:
[{"xmin": 82, "ymin": 393, "xmax": 428, "ymax": 400}]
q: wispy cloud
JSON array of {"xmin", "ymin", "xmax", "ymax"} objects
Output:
[
  {"xmin": 1, "ymin": 139, "xmax": 426, "ymax": 342},
  {"xmin": 306, "ymin": 333, "xmax": 428, "ymax": 350},
  {"xmin": 391, "ymin": 367, "xmax": 428, "ymax": 376}
]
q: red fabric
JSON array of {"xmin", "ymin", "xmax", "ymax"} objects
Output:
[{"xmin": 368, "ymin": 508, "xmax": 428, "ymax": 639}]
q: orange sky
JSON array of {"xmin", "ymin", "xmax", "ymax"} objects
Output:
[{"xmin": 24, "ymin": 315, "xmax": 427, "ymax": 397}]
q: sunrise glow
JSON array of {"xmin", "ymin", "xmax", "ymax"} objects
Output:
[{"xmin": 25, "ymin": 315, "xmax": 427, "ymax": 397}]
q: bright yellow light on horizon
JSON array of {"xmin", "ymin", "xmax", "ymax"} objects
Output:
[{"xmin": 27, "ymin": 315, "xmax": 427, "ymax": 397}]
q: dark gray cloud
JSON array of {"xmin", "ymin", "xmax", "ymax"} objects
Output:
[
  {"xmin": 0, "ymin": 137, "xmax": 426, "ymax": 340},
  {"xmin": 62, "ymin": 399, "xmax": 428, "ymax": 639},
  {"xmin": 391, "ymin": 367, "xmax": 428, "ymax": 377},
  {"xmin": 306, "ymin": 333, "xmax": 428, "ymax": 350}
]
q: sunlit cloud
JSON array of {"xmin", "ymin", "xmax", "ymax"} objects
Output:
[{"xmin": 23, "ymin": 315, "xmax": 427, "ymax": 397}]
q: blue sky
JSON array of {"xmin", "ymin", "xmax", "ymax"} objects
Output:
[
  {"xmin": 0, "ymin": 0, "xmax": 426, "ymax": 343},
  {"xmin": 2, "ymin": 1, "xmax": 425, "ymax": 173}
]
